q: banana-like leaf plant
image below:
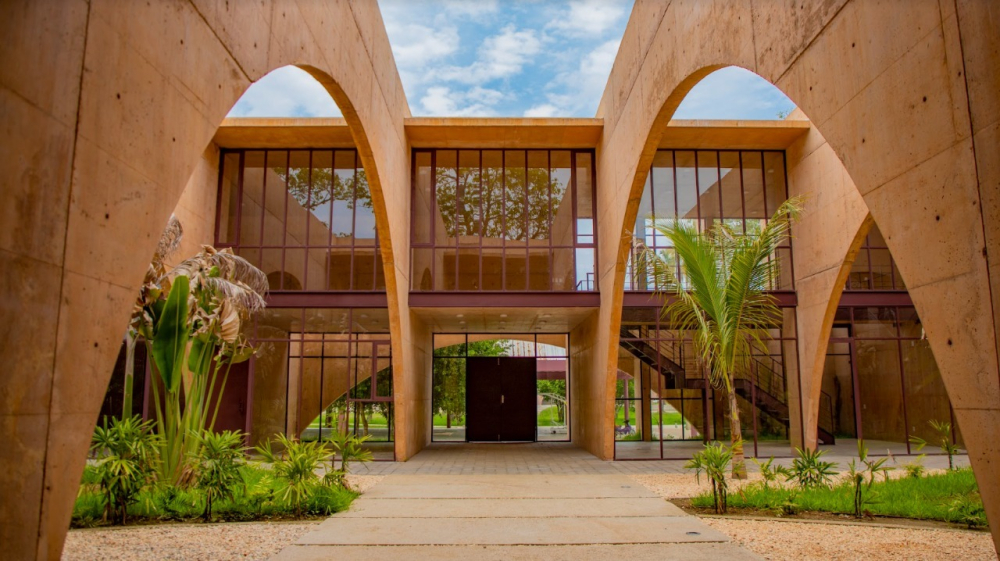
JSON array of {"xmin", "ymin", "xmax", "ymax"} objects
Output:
[
  {"xmin": 635, "ymin": 197, "xmax": 802, "ymax": 479},
  {"xmin": 123, "ymin": 215, "xmax": 183, "ymax": 417},
  {"xmin": 135, "ymin": 245, "xmax": 267, "ymax": 484}
]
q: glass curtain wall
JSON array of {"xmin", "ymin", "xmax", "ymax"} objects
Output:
[
  {"xmin": 615, "ymin": 307, "xmax": 799, "ymax": 459},
  {"xmin": 216, "ymin": 149, "xmax": 384, "ymax": 291},
  {"xmin": 216, "ymin": 148, "xmax": 394, "ymax": 459},
  {"xmin": 431, "ymin": 334, "xmax": 571, "ymax": 442},
  {"xmin": 250, "ymin": 308, "xmax": 394, "ymax": 460},
  {"xmin": 626, "ymin": 150, "xmax": 792, "ymax": 291},
  {"xmin": 845, "ymin": 224, "xmax": 906, "ymax": 291},
  {"xmin": 821, "ymin": 306, "xmax": 960, "ymax": 455},
  {"xmin": 411, "ymin": 150, "xmax": 597, "ymax": 292}
]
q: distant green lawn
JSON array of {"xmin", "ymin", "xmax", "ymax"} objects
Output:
[
  {"xmin": 614, "ymin": 409, "xmax": 685, "ymax": 427},
  {"xmin": 307, "ymin": 412, "xmax": 388, "ymax": 429}
]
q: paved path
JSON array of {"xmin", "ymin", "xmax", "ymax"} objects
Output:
[{"xmin": 271, "ymin": 444, "xmax": 761, "ymax": 560}]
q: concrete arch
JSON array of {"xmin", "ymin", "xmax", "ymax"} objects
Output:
[
  {"xmin": 0, "ymin": 2, "xmax": 412, "ymax": 559},
  {"xmin": 591, "ymin": 1, "xmax": 999, "ymax": 550}
]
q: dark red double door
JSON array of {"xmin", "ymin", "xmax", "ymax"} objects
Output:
[{"xmin": 465, "ymin": 357, "xmax": 536, "ymax": 442}]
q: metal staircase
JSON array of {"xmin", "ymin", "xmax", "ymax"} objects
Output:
[{"xmin": 618, "ymin": 325, "xmax": 836, "ymax": 445}]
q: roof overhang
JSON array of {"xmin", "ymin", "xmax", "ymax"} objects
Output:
[
  {"xmin": 405, "ymin": 117, "xmax": 604, "ymax": 148},
  {"xmin": 213, "ymin": 118, "xmax": 354, "ymax": 148},
  {"xmin": 213, "ymin": 117, "xmax": 812, "ymax": 151}
]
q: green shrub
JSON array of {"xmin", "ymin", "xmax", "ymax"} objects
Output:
[
  {"xmin": 255, "ymin": 434, "xmax": 333, "ymax": 518},
  {"xmin": 948, "ymin": 492, "xmax": 987, "ymax": 528},
  {"xmin": 190, "ymin": 430, "xmax": 246, "ymax": 520},
  {"xmin": 910, "ymin": 420, "xmax": 961, "ymax": 470},
  {"xmin": 686, "ymin": 442, "xmax": 733, "ymax": 514},
  {"xmin": 90, "ymin": 416, "xmax": 161, "ymax": 524},
  {"xmin": 787, "ymin": 447, "xmax": 837, "ymax": 489},
  {"xmin": 750, "ymin": 456, "xmax": 788, "ymax": 490},
  {"xmin": 325, "ymin": 431, "xmax": 374, "ymax": 490},
  {"xmin": 900, "ymin": 454, "xmax": 927, "ymax": 479}
]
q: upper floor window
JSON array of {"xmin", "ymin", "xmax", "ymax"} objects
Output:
[
  {"xmin": 626, "ymin": 149, "xmax": 792, "ymax": 292},
  {"xmin": 845, "ymin": 224, "xmax": 905, "ymax": 291},
  {"xmin": 216, "ymin": 149, "xmax": 385, "ymax": 292},
  {"xmin": 410, "ymin": 149, "xmax": 597, "ymax": 292}
]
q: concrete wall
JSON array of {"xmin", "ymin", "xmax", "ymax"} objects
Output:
[
  {"xmin": 593, "ymin": 0, "xmax": 1000, "ymax": 551},
  {"xmin": 784, "ymin": 108, "xmax": 871, "ymax": 449},
  {"xmin": 0, "ymin": 1, "xmax": 412, "ymax": 558}
]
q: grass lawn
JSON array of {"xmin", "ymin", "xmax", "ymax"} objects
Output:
[
  {"xmin": 691, "ymin": 468, "xmax": 986, "ymax": 526},
  {"xmin": 433, "ymin": 413, "xmax": 466, "ymax": 427},
  {"xmin": 308, "ymin": 413, "xmax": 389, "ymax": 429},
  {"xmin": 614, "ymin": 409, "xmax": 684, "ymax": 427},
  {"xmin": 537, "ymin": 406, "xmax": 566, "ymax": 427}
]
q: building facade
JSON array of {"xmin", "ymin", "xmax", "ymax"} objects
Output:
[
  {"xmin": 96, "ymin": 116, "xmax": 947, "ymax": 466},
  {"xmin": 3, "ymin": 1, "xmax": 998, "ymax": 558}
]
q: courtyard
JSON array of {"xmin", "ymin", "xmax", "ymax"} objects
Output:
[
  {"xmin": 63, "ymin": 444, "xmax": 992, "ymax": 560},
  {"xmin": 2, "ymin": 0, "xmax": 998, "ymax": 559}
]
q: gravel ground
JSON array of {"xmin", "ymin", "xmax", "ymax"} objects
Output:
[
  {"xmin": 703, "ymin": 518, "xmax": 996, "ymax": 561},
  {"xmin": 63, "ymin": 522, "xmax": 319, "ymax": 561},
  {"xmin": 630, "ymin": 473, "xmax": 995, "ymax": 561},
  {"xmin": 63, "ymin": 475, "xmax": 383, "ymax": 561},
  {"xmin": 630, "ymin": 472, "xmax": 767, "ymax": 499}
]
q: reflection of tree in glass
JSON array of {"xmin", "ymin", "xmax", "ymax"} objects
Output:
[
  {"xmin": 276, "ymin": 166, "xmax": 373, "ymax": 233},
  {"xmin": 537, "ymin": 379, "xmax": 566, "ymax": 423},
  {"xmin": 434, "ymin": 167, "xmax": 566, "ymax": 241}
]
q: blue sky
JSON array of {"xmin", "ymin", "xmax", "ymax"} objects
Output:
[{"xmin": 228, "ymin": 0, "xmax": 796, "ymax": 120}]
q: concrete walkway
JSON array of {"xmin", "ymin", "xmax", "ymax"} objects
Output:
[{"xmin": 271, "ymin": 445, "xmax": 761, "ymax": 560}]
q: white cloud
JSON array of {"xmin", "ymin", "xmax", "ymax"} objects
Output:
[
  {"xmin": 532, "ymin": 38, "xmax": 621, "ymax": 116},
  {"xmin": 437, "ymin": 25, "xmax": 542, "ymax": 84},
  {"xmin": 419, "ymin": 86, "xmax": 505, "ymax": 116},
  {"xmin": 227, "ymin": 66, "xmax": 341, "ymax": 118},
  {"xmin": 385, "ymin": 22, "xmax": 459, "ymax": 69},
  {"xmin": 546, "ymin": 0, "xmax": 630, "ymax": 36},
  {"xmin": 673, "ymin": 66, "xmax": 796, "ymax": 120},
  {"xmin": 524, "ymin": 103, "xmax": 560, "ymax": 117}
]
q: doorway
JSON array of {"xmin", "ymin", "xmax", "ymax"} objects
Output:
[{"xmin": 466, "ymin": 357, "xmax": 537, "ymax": 442}]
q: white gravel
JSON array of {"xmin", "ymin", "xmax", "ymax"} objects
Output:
[
  {"xmin": 704, "ymin": 518, "xmax": 996, "ymax": 561},
  {"xmin": 63, "ymin": 475, "xmax": 383, "ymax": 561},
  {"xmin": 63, "ymin": 522, "xmax": 319, "ymax": 561}
]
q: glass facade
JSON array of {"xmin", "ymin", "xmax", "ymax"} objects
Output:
[
  {"xmin": 217, "ymin": 149, "xmax": 385, "ymax": 291},
  {"xmin": 215, "ymin": 149, "xmax": 394, "ymax": 459},
  {"xmin": 821, "ymin": 306, "xmax": 959, "ymax": 454},
  {"xmin": 250, "ymin": 308, "xmax": 395, "ymax": 460},
  {"xmin": 845, "ymin": 224, "xmax": 906, "ymax": 291},
  {"xmin": 614, "ymin": 307, "xmax": 800, "ymax": 459},
  {"xmin": 431, "ymin": 334, "xmax": 570, "ymax": 442},
  {"xmin": 626, "ymin": 150, "xmax": 792, "ymax": 291},
  {"xmin": 411, "ymin": 150, "xmax": 597, "ymax": 291}
]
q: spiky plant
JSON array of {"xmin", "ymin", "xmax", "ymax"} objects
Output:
[
  {"xmin": 90, "ymin": 416, "xmax": 161, "ymax": 524},
  {"xmin": 635, "ymin": 197, "xmax": 802, "ymax": 479},
  {"xmin": 255, "ymin": 434, "xmax": 332, "ymax": 518},
  {"xmin": 686, "ymin": 441, "xmax": 733, "ymax": 514},
  {"xmin": 135, "ymin": 245, "xmax": 267, "ymax": 484},
  {"xmin": 190, "ymin": 430, "xmax": 246, "ymax": 520},
  {"xmin": 910, "ymin": 420, "xmax": 961, "ymax": 470}
]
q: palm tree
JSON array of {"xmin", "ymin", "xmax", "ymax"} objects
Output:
[{"xmin": 635, "ymin": 197, "xmax": 802, "ymax": 479}]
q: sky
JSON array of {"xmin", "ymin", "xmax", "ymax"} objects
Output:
[{"xmin": 227, "ymin": 0, "xmax": 796, "ymax": 120}]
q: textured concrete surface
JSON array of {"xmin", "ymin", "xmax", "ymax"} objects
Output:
[
  {"xmin": 3, "ymin": 0, "xmax": 1000, "ymax": 557},
  {"xmin": 272, "ymin": 454, "xmax": 759, "ymax": 559},
  {"xmin": 272, "ymin": 543, "xmax": 761, "ymax": 561}
]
